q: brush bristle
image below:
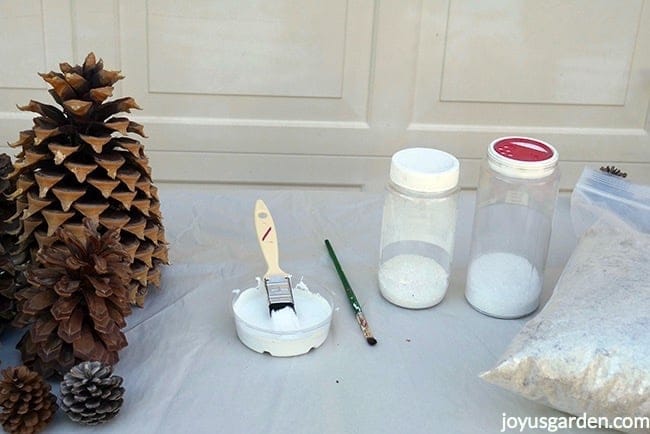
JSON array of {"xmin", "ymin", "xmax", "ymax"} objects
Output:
[
  {"xmin": 264, "ymin": 275, "xmax": 295, "ymax": 316},
  {"xmin": 269, "ymin": 302, "xmax": 296, "ymax": 315},
  {"xmin": 366, "ymin": 337, "xmax": 378, "ymax": 346}
]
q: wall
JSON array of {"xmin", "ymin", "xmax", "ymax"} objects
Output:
[{"xmin": 1, "ymin": 0, "xmax": 649, "ymax": 191}]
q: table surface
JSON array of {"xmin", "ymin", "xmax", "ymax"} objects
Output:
[{"xmin": 0, "ymin": 188, "xmax": 613, "ymax": 434}]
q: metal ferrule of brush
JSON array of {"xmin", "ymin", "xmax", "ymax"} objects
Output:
[{"xmin": 264, "ymin": 275, "xmax": 295, "ymax": 313}]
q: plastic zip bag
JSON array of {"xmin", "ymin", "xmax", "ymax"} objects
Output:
[
  {"xmin": 571, "ymin": 167, "xmax": 650, "ymax": 236},
  {"xmin": 482, "ymin": 167, "xmax": 650, "ymax": 433}
]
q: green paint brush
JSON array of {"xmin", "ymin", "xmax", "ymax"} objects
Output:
[{"xmin": 324, "ymin": 239, "xmax": 377, "ymax": 346}]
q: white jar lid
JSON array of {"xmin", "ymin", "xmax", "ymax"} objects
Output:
[
  {"xmin": 487, "ymin": 137, "xmax": 559, "ymax": 179},
  {"xmin": 390, "ymin": 147, "xmax": 460, "ymax": 193}
]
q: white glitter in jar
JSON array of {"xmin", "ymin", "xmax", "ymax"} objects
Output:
[
  {"xmin": 378, "ymin": 254, "xmax": 449, "ymax": 309},
  {"xmin": 466, "ymin": 252, "xmax": 541, "ymax": 318}
]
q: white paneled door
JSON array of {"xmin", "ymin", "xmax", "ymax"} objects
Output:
[{"xmin": 1, "ymin": 0, "xmax": 649, "ymax": 190}]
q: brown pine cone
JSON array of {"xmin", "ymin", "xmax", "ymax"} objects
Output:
[
  {"xmin": 7, "ymin": 52, "xmax": 168, "ymax": 307},
  {"xmin": 0, "ymin": 153, "xmax": 28, "ymax": 332},
  {"xmin": 0, "ymin": 365, "xmax": 57, "ymax": 434},
  {"xmin": 15, "ymin": 218, "xmax": 132, "ymax": 377}
]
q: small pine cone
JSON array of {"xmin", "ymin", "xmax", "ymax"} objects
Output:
[
  {"xmin": 0, "ymin": 366, "xmax": 57, "ymax": 434},
  {"xmin": 60, "ymin": 361, "xmax": 124, "ymax": 425}
]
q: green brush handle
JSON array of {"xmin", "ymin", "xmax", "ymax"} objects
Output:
[{"xmin": 324, "ymin": 239, "xmax": 362, "ymax": 314}]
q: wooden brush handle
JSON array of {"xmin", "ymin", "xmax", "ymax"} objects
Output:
[{"xmin": 254, "ymin": 199, "xmax": 284, "ymax": 276}]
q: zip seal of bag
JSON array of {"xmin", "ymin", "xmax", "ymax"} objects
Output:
[{"xmin": 571, "ymin": 166, "xmax": 650, "ymax": 236}]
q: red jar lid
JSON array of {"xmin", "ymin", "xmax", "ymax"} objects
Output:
[
  {"xmin": 487, "ymin": 137, "xmax": 559, "ymax": 179},
  {"xmin": 493, "ymin": 137, "xmax": 555, "ymax": 162}
]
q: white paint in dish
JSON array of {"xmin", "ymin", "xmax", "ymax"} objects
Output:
[{"xmin": 232, "ymin": 279, "xmax": 333, "ymax": 357}]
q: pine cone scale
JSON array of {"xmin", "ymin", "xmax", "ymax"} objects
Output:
[
  {"xmin": 22, "ymin": 292, "xmax": 56, "ymax": 315},
  {"xmin": 31, "ymin": 318, "xmax": 57, "ymax": 343}
]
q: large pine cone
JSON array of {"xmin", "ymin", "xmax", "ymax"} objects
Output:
[
  {"xmin": 14, "ymin": 219, "xmax": 132, "ymax": 378},
  {"xmin": 7, "ymin": 52, "xmax": 168, "ymax": 307},
  {"xmin": 0, "ymin": 365, "xmax": 57, "ymax": 434}
]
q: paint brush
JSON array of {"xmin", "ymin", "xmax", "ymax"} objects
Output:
[
  {"xmin": 324, "ymin": 239, "xmax": 377, "ymax": 346},
  {"xmin": 255, "ymin": 200, "xmax": 295, "ymax": 315}
]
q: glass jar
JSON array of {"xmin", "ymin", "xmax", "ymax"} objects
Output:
[
  {"xmin": 465, "ymin": 137, "xmax": 560, "ymax": 318},
  {"xmin": 378, "ymin": 148, "xmax": 460, "ymax": 309}
]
